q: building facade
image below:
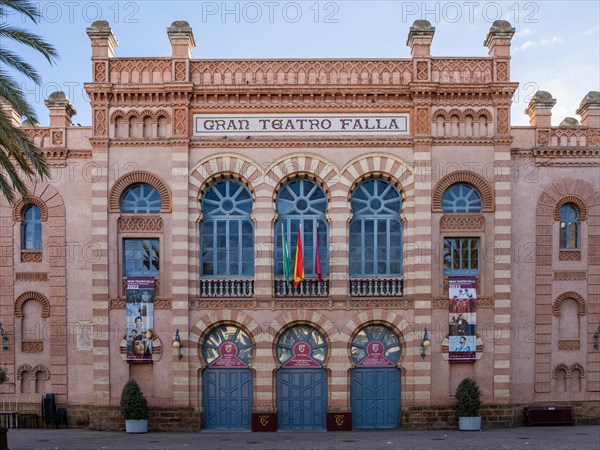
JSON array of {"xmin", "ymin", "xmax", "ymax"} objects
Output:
[{"xmin": 0, "ymin": 19, "xmax": 598, "ymax": 430}]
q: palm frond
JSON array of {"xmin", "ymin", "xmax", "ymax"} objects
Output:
[
  {"xmin": 0, "ymin": 69, "xmax": 38, "ymax": 121},
  {"xmin": 0, "ymin": 46, "xmax": 41, "ymax": 83},
  {"xmin": 0, "ymin": 25, "xmax": 58, "ymax": 64},
  {"xmin": 0, "ymin": 0, "xmax": 41, "ymax": 23}
]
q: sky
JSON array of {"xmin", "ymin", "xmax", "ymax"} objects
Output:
[{"xmin": 5, "ymin": 0, "xmax": 600, "ymax": 126}]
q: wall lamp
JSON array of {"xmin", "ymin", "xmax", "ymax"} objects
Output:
[
  {"xmin": 0, "ymin": 323, "xmax": 8, "ymax": 351},
  {"xmin": 173, "ymin": 328, "xmax": 183, "ymax": 360},
  {"xmin": 420, "ymin": 327, "xmax": 431, "ymax": 359}
]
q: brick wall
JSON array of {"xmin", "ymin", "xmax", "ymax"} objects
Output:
[{"xmin": 17, "ymin": 401, "xmax": 598, "ymax": 430}]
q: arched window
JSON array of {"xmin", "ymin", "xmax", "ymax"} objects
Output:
[
  {"xmin": 442, "ymin": 183, "xmax": 482, "ymax": 213},
  {"xmin": 349, "ymin": 179, "xmax": 402, "ymax": 276},
  {"xmin": 274, "ymin": 179, "xmax": 328, "ymax": 279},
  {"xmin": 560, "ymin": 203, "xmax": 579, "ymax": 249},
  {"xmin": 22, "ymin": 205, "xmax": 42, "ymax": 250},
  {"xmin": 120, "ymin": 184, "xmax": 162, "ymax": 214},
  {"xmin": 200, "ymin": 179, "xmax": 254, "ymax": 277}
]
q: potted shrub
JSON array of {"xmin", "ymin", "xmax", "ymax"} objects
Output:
[
  {"xmin": 120, "ymin": 380, "xmax": 149, "ymax": 433},
  {"xmin": 455, "ymin": 377, "xmax": 482, "ymax": 431}
]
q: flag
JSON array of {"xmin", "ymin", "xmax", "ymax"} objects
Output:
[
  {"xmin": 293, "ymin": 225, "xmax": 304, "ymax": 286},
  {"xmin": 282, "ymin": 223, "xmax": 291, "ymax": 286},
  {"xmin": 315, "ymin": 224, "xmax": 323, "ymax": 282}
]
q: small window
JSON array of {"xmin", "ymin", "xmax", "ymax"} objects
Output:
[
  {"xmin": 22, "ymin": 205, "xmax": 42, "ymax": 250},
  {"xmin": 560, "ymin": 203, "xmax": 579, "ymax": 249},
  {"xmin": 444, "ymin": 237, "xmax": 480, "ymax": 276},
  {"xmin": 123, "ymin": 239, "xmax": 160, "ymax": 277},
  {"xmin": 120, "ymin": 184, "xmax": 162, "ymax": 214},
  {"xmin": 442, "ymin": 183, "xmax": 482, "ymax": 213}
]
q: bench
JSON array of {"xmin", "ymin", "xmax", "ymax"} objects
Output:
[{"xmin": 524, "ymin": 406, "xmax": 575, "ymax": 426}]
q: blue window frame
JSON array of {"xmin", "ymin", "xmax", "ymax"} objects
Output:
[
  {"xmin": 200, "ymin": 179, "xmax": 254, "ymax": 277},
  {"xmin": 22, "ymin": 205, "xmax": 42, "ymax": 250},
  {"xmin": 442, "ymin": 183, "xmax": 482, "ymax": 213},
  {"xmin": 123, "ymin": 238, "xmax": 160, "ymax": 277},
  {"xmin": 274, "ymin": 179, "xmax": 328, "ymax": 278},
  {"xmin": 443, "ymin": 237, "xmax": 480, "ymax": 276},
  {"xmin": 560, "ymin": 203, "xmax": 579, "ymax": 249},
  {"xmin": 120, "ymin": 184, "xmax": 162, "ymax": 214},
  {"xmin": 349, "ymin": 179, "xmax": 403, "ymax": 276}
]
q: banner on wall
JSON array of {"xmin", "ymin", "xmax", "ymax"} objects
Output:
[
  {"xmin": 126, "ymin": 277, "xmax": 155, "ymax": 364},
  {"xmin": 448, "ymin": 276, "xmax": 477, "ymax": 363}
]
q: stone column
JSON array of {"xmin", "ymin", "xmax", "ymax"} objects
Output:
[
  {"xmin": 407, "ymin": 20, "xmax": 434, "ymax": 83},
  {"xmin": 86, "ymin": 21, "xmax": 117, "ymax": 406},
  {"xmin": 484, "ymin": 20, "xmax": 515, "ymax": 82},
  {"xmin": 486, "ymin": 20, "xmax": 516, "ymax": 405},
  {"xmin": 44, "ymin": 92, "xmax": 76, "ymax": 149},
  {"xmin": 525, "ymin": 91, "xmax": 556, "ymax": 146},
  {"xmin": 167, "ymin": 21, "xmax": 195, "ymax": 82},
  {"xmin": 86, "ymin": 20, "xmax": 118, "ymax": 83}
]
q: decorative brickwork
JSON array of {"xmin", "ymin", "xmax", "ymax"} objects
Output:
[
  {"xmin": 559, "ymin": 250, "xmax": 581, "ymax": 261},
  {"xmin": 440, "ymin": 215, "xmax": 485, "ymax": 231},
  {"xmin": 554, "ymin": 195, "xmax": 588, "ymax": 221},
  {"xmin": 13, "ymin": 197, "xmax": 48, "ymax": 222},
  {"xmin": 20, "ymin": 251, "xmax": 42, "ymax": 263},
  {"xmin": 109, "ymin": 171, "xmax": 172, "ymax": 213},
  {"xmin": 496, "ymin": 61, "xmax": 509, "ymax": 81},
  {"xmin": 558, "ymin": 340, "xmax": 580, "ymax": 350},
  {"xmin": 553, "ymin": 271, "xmax": 587, "ymax": 280},
  {"xmin": 14, "ymin": 292, "xmax": 50, "ymax": 318},
  {"xmin": 21, "ymin": 341, "xmax": 43, "ymax": 352},
  {"xmin": 15, "ymin": 272, "xmax": 48, "ymax": 281},
  {"xmin": 433, "ymin": 171, "xmax": 494, "ymax": 212},
  {"xmin": 535, "ymin": 178, "xmax": 599, "ymax": 398},
  {"xmin": 118, "ymin": 216, "xmax": 163, "ymax": 232},
  {"xmin": 552, "ymin": 292, "xmax": 587, "ymax": 317}
]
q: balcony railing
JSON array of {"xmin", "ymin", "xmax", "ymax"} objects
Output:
[
  {"xmin": 349, "ymin": 278, "xmax": 404, "ymax": 297},
  {"xmin": 274, "ymin": 279, "xmax": 329, "ymax": 297},
  {"xmin": 200, "ymin": 279, "xmax": 254, "ymax": 298}
]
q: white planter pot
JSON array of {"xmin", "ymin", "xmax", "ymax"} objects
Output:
[
  {"xmin": 125, "ymin": 419, "xmax": 148, "ymax": 433},
  {"xmin": 458, "ymin": 416, "xmax": 481, "ymax": 431}
]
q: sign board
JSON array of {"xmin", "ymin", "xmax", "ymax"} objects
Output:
[{"xmin": 194, "ymin": 113, "xmax": 409, "ymax": 137}]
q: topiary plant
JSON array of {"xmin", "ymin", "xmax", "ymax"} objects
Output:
[
  {"xmin": 120, "ymin": 380, "xmax": 148, "ymax": 421},
  {"xmin": 455, "ymin": 377, "xmax": 481, "ymax": 417}
]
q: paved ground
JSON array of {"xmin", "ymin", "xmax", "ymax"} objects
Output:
[{"xmin": 3, "ymin": 426, "xmax": 600, "ymax": 450}]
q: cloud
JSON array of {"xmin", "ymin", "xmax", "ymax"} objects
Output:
[
  {"xmin": 515, "ymin": 27, "xmax": 534, "ymax": 38},
  {"xmin": 514, "ymin": 40, "xmax": 537, "ymax": 52},
  {"xmin": 540, "ymin": 37, "xmax": 563, "ymax": 46},
  {"xmin": 514, "ymin": 36, "xmax": 563, "ymax": 52},
  {"xmin": 584, "ymin": 25, "xmax": 599, "ymax": 36}
]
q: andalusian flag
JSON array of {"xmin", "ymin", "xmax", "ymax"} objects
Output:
[
  {"xmin": 293, "ymin": 226, "xmax": 304, "ymax": 286},
  {"xmin": 282, "ymin": 223, "xmax": 291, "ymax": 286}
]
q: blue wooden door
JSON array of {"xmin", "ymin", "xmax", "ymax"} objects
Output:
[
  {"xmin": 204, "ymin": 369, "xmax": 252, "ymax": 430},
  {"xmin": 351, "ymin": 368, "xmax": 400, "ymax": 429},
  {"xmin": 277, "ymin": 369, "xmax": 326, "ymax": 429}
]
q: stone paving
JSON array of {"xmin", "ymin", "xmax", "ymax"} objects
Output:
[{"xmin": 3, "ymin": 425, "xmax": 600, "ymax": 450}]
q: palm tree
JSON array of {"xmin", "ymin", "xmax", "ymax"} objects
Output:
[{"xmin": 0, "ymin": 0, "xmax": 58, "ymax": 204}]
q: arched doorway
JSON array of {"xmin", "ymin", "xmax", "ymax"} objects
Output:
[
  {"xmin": 276, "ymin": 324, "xmax": 328, "ymax": 429},
  {"xmin": 350, "ymin": 324, "xmax": 402, "ymax": 429},
  {"xmin": 202, "ymin": 324, "xmax": 254, "ymax": 430}
]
